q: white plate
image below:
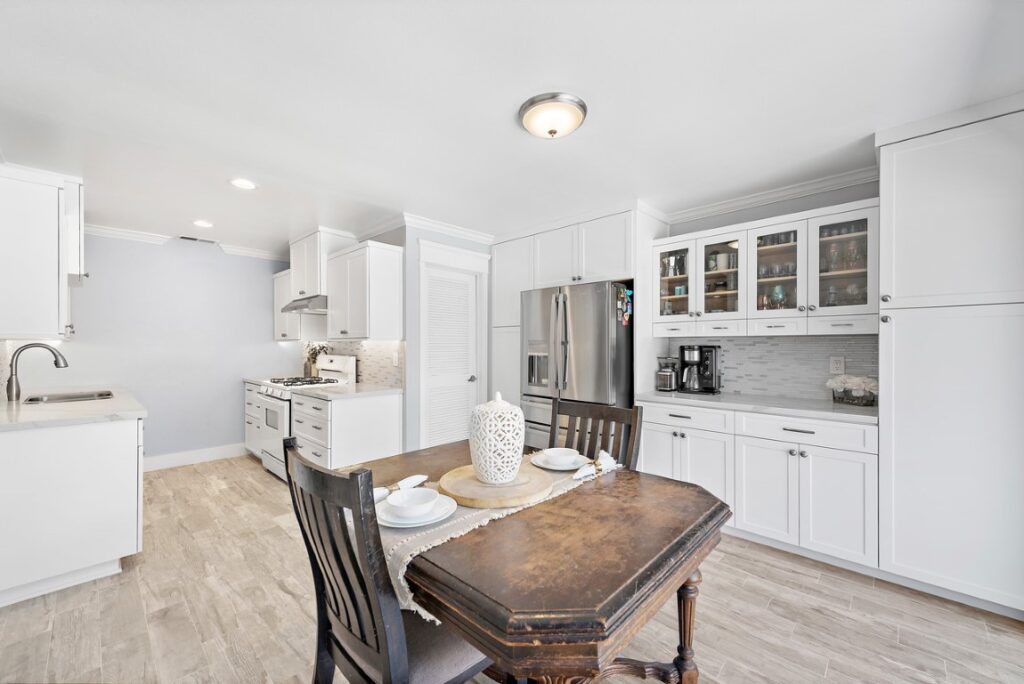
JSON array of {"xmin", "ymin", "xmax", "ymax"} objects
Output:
[
  {"xmin": 531, "ymin": 452, "xmax": 590, "ymax": 471},
  {"xmin": 376, "ymin": 494, "xmax": 457, "ymax": 528}
]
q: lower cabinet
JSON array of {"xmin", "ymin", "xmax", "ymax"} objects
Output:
[{"xmin": 735, "ymin": 435, "xmax": 878, "ymax": 566}]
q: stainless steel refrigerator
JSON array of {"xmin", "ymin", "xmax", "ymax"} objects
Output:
[{"xmin": 520, "ymin": 281, "xmax": 633, "ymax": 439}]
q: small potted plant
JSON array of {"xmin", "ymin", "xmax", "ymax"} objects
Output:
[
  {"xmin": 826, "ymin": 375, "xmax": 879, "ymax": 406},
  {"xmin": 303, "ymin": 342, "xmax": 331, "ymax": 377}
]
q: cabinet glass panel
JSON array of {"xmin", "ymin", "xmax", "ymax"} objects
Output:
[
  {"xmin": 702, "ymin": 239, "xmax": 741, "ymax": 315},
  {"xmin": 658, "ymin": 246, "xmax": 691, "ymax": 316},
  {"xmin": 754, "ymin": 227, "xmax": 800, "ymax": 312},
  {"xmin": 817, "ymin": 218, "xmax": 869, "ymax": 309}
]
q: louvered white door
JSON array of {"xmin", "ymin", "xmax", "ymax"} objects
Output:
[{"xmin": 422, "ymin": 265, "xmax": 480, "ymax": 447}]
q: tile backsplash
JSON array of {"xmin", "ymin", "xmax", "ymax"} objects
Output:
[
  {"xmin": 324, "ymin": 340, "xmax": 404, "ymax": 388},
  {"xmin": 668, "ymin": 335, "xmax": 878, "ymax": 401}
]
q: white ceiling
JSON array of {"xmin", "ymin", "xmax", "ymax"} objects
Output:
[{"xmin": 1, "ymin": 1, "xmax": 1022, "ymax": 254}]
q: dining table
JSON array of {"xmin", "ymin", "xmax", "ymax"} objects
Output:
[{"xmin": 353, "ymin": 440, "xmax": 731, "ymax": 683}]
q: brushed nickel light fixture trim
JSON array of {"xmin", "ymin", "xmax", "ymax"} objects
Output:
[{"xmin": 518, "ymin": 92, "xmax": 587, "ymax": 139}]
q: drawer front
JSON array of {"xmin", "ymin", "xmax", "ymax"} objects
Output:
[
  {"xmin": 735, "ymin": 412, "xmax": 878, "ymax": 453},
  {"xmin": 521, "ymin": 396, "xmax": 552, "ymax": 425},
  {"xmin": 639, "ymin": 402, "xmax": 733, "ymax": 434},
  {"xmin": 292, "ymin": 412, "xmax": 330, "ymax": 447},
  {"xmin": 807, "ymin": 315, "xmax": 878, "ymax": 336},
  {"xmin": 244, "ymin": 398, "xmax": 259, "ymax": 419},
  {"xmin": 654, "ymin": 321, "xmax": 695, "ymax": 338},
  {"xmin": 291, "ymin": 394, "xmax": 331, "ymax": 418},
  {"xmin": 696, "ymin": 319, "xmax": 747, "ymax": 337},
  {"xmin": 293, "ymin": 436, "xmax": 330, "ymax": 468},
  {"xmin": 749, "ymin": 317, "xmax": 807, "ymax": 336}
]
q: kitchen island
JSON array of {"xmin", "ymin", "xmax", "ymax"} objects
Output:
[{"xmin": 0, "ymin": 388, "xmax": 146, "ymax": 607}]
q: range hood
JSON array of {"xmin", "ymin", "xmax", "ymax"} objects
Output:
[{"xmin": 281, "ymin": 294, "xmax": 328, "ymax": 314}]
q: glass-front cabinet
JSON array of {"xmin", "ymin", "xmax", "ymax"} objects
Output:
[
  {"xmin": 695, "ymin": 232, "xmax": 747, "ymax": 320},
  {"xmin": 654, "ymin": 240, "xmax": 695, "ymax": 322},
  {"xmin": 747, "ymin": 220, "xmax": 807, "ymax": 319},
  {"xmin": 808, "ymin": 208, "xmax": 878, "ymax": 316}
]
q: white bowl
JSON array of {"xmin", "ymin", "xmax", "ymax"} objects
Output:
[
  {"xmin": 386, "ymin": 488, "xmax": 439, "ymax": 519},
  {"xmin": 543, "ymin": 447, "xmax": 580, "ymax": 466}
]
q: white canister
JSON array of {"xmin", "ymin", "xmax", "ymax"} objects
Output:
[{"xmin": 468, "ymin": 392, "xmax": 526, "ymax": 484}]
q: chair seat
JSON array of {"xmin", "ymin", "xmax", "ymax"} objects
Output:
[{"xmin": 403, "ymin": 611, "xmax": 490, "ymax": 684}]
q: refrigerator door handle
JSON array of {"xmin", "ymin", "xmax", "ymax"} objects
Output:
[
  {"xmin": 560, "ymin": 291, "xmax": 569, "ymax": 390},
  {"xmin": 549, "ymin": 292, "xmax": 560, "ymax": 391}
]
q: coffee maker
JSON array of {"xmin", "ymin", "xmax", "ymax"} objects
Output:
[{"xmin": 678, "ymin": 344, "xmax": 722, "ymax": 394}]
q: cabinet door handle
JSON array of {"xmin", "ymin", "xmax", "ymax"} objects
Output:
[
  {"xmin": 788, "ymin": 449, "xmax": 797, "ymax": 456},
  {"xmin": 339, "ymin": 330, "xmax": 348, "ymax": 335},
  {"xmin": 881, "ymin": 315, "xmax": 892, "ymax": 323},
  {"xmin": 799, "ymin": 450, "xmax": 808, "ymax": 458},
  {"xmin": 695, "ymin": 311, "xmax": 703, "ymax": 317},
  {"xmin": 668, "ymin": 414, "xmax": 691, "ymax": 420},
  {"xmin": 688, "ymin": 312, "xmax": 695, "ymax": 318},
  {"xmin": 881, "ymin": 294, "xmax": 892, "ymax": 302},
  {"xmin": 246, "ymin": 401, "xmax": 252, "ymax": 406},
  {"xmin": 280, "ymin": 333, "xmax": 287, "ymax": 338},
  {"xmin": 298, "ymin": 290, "xmax": 306, "ymax": 295},
  {"xmin": 798, "ymin": 305, "xmax": 806, "ymax": 312},
  {"xmin": 808, "ymin": 304, "xmax": 817, "ymax": 311},
  {"xmin": 468, "ymin": 375, "xmax": 477, "ymax": 382},
  {"xmin": 672, "ymin": 431, "xmax": 679, "ymax": 437},
  {"xmin": 679, "ymin": 432, "xmax": 686, "ymax": 439},
  {"xmin": 783, "ymin": 427, "xmax": 815, "ymax": 434}
]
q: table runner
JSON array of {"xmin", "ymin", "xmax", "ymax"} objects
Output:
[{"xmin": 377, "ymin": 461, "xmax": 601, "ymax": 623}]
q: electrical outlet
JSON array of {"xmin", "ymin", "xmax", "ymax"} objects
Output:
[
  {"xmin": 829, "ymin": 356, "xmax": 845, "ymax": 374},
  {"xmin": 392, "ymin": 350, "xmax": 399, "ymax": 367}
]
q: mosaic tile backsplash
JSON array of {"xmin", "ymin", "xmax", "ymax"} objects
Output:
[
  {"xmin": 667, "ymin": 335, "xmax": 879, "ymax": 401},
  {"xmin": 323, "ymin": 340, "xmax": 405, "ymax": 388}
]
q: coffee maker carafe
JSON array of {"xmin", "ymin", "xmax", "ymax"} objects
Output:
[
  {"xmin": 678, "ymin": 344, "xmax": 722, "ymax": 394},
  {"xmin": 680, "ymin": 345, "xmax": 702, "ymax": 392}
]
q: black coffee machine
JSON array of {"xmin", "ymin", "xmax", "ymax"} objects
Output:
[{"xmin": 678, "ymin": 345, "xmax": 722, "ymax": 394}]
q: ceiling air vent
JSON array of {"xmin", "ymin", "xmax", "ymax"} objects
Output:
[{"xmin": 177, "ymin": 235, "xmax": 218, "ymax": 245}]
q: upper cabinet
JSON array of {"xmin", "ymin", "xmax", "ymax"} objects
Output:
[
  {"xmin": 273, "ymin": 270, "xmax": 301, "ymax": 340},
  {"xmin": 288, "ymin": 229, "xmax": 355, "ymax": 301},
  {"xmin": 326, "ymin": 241, "xmax": 403, "ymax": 341},
  {"xmin": 533, "ymin": 211, "xmax": 633, "ymax": 288},
  {"xmin": 879, "ymin": 110, "xmax": 1024, "ymax": 309},
  {"xmin": 808, "ymin": 208, "xmax": 878, "ymax": 316},
  {"xmin": 653, "ymin": 240, "xmax": 695, "ymax": 336},
  {"xmin": 747, "ymin": 220, "xmax": 807, "ymax": 321},
  {"xmin": 491, "ymin": 237, "xmax": 534, "ymax": 327},
  {"xmin": 695, "ymin": 231, "xmax": 747, "ymax": 322},
  {"xmin": 0, "ymin": 164, "xmax": 84, "ymax": 340}
]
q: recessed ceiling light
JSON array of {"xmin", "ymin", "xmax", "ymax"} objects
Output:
[
  {"xmin": 193, "ymin": 219, "xmax": 214, "ymax": 228},
  {"xmin": 229, "ymin": 178, "xmax": 257, "ymax": 190},
  {"xmin": 518, "ymin": 92, "xmax": 587, "ymax": 139}
]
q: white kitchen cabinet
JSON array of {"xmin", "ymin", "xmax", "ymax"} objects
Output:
[
  {"xmin": 879, "ymin": 110, "xmax": 1024, "ymax": 309},
  {"xmin": 491, "ymin": 237, "xmax": 534, "ymax": 327},
  {"xmin": 747, "ymin": 221, "xmax": 807, "ymax": 319},
  {"xmin": 637, "ymin": 422, "xmax": 677, "ymax": 479},
  {"xmin": 292, "ymin": 390, "xmax": 403, "ymax": 469},
  {"xmin": 695, "ymin": 231, "xmax": 747, "ymax": 321},
  {"xmin": 533, "ymin": 225, "xmax": 577, "ymax": 288},
  {"xmin": 326, "ymin": 242, "xmax": 403, "ymax": 341},
  {"xmin": 879, "ymin": 304, "xmax": 1024, "ymax": 609},
  {"xmin": 799, "ymin": 445, "xmax": 878, "ymax": 566},
  {"xmin": 652, "ymin": 239, "xmax": 695, "ymax": 328},
  {"xmin": 288, "ymin": 229, "xmax": 356, "ymax": 301},
  {"xmin": 734, "ymin": 436, "xmax": 800, "ymax": 545},
  {"xmin": 489, "ymin": 326, "xmax": 521, "ymax": 406},
  {"xmin": 578, "ymin": 212, "xmax": 632, "ymax": 283},
  {"xmin": 273, "ymin": 270, "xmax": 301, "ymax": 340},
  {"xmin": 808, "ymin": 207, "xmax": 878, "ymax": 316}
]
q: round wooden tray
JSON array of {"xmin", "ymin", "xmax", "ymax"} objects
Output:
[{"xmin": 439, "ymin": 463, "xmax": 553, "ymax": 509}]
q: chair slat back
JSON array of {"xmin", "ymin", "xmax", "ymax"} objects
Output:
[
  {"xmin": 548, "ymin": 400, "xmax": 643, "ymax": 469},
  {"xmin": 286, "ymin": 441, "xmax": 408, "ymax": 684}
]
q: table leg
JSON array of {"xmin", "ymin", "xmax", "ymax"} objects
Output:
[{"xmin": 674, "ymin": 570, "xmax": 703, "ymax": 684}]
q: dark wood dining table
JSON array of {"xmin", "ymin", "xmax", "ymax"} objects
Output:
[{"xmin": 353, "ymin": 440, "xmax": 731, "ymax": 683}]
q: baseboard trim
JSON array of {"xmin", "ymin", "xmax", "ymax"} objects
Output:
[
  {"xmin": 143, "ymin": 443, "xmax": 247, "ymax": 472},
  {"xmin": 0, "ymin": 560, "xmax": 121, "ymax": 609},
  {"xmin": 723, "ymin": 527, "xmax": 1024, "ymax": 621}
]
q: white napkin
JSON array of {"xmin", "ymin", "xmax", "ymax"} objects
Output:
[
  {"xmin": 373, "ymin": 474, "xmax": 428, "ymax": 503},
  {"xmin": 572, "ymin": 451, "xmax": 621, "ymax": 480}
]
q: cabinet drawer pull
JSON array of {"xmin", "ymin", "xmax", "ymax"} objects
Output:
[
  {"xmin": 711, "ymin": 326, "xmax": 728, "ymax": 330},
  {"xmin": 298, "ymin": 290, "xmax": 306, "ymax": 295},
  {"xmin": 280, "ymin": 333, "xmax": 287, "ymax": 337},
  {"xmin": 245, "ymin": 420, "xmax": 252, "ymax": 425},
  {"xmin": 295, "ymin": 419, "xmax": 304, "ymax": 424},
  {"xmin": 668, "ymin": 414, "xmax": 691, "ymax": 420},
  {"xmin": 339, "ymin": 330, "xmax": 348, "ymax": 335},
  {"xmin": 246, "ymin": 401, "xmax": 252, "ymax": 406},
  {"xmin": 666, "ymin": 328, "xmax": 680, "ymax": 331},
  {"xmin": 311, "ymin": 405, "xmax": 323, "ymax": 411},
  {"xmin": 830, "ymin": 323, "xmax": 855, "ymax": 327},
  {"xmin": 312, "ymin": 425, "xmax": 322, "ymax": 431},
  {"xmin": 782, "ymin": 427, "xmax": 815, "ymax": 434},
  {"xmin": 294, "ymin": 401, "xmax": 305, "ymax": 406},
  {"xmin": 312, "ymin": 451, "xmax": 324, "ymax": 459},
  {"xmin": 765, "ymin": 325, "xmax": 784, "ymax": 329}
]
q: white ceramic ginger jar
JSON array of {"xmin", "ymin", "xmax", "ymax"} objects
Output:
[{"xmin": 468, "ymin": 392, "xmax": 525, "ymax": 484}]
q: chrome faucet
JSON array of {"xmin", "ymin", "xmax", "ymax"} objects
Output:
[{"xmin": 6, "ymin": 343, "xmax": 69, "ymax": 402}]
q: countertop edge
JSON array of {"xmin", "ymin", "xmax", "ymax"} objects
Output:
[{"xmin": 635, "ymin": 392, "xmax": 878, "ymax": 425}]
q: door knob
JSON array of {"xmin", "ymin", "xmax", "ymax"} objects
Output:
[
  {"xmin": 881, "ymin": 315, "xmax": 891, "ymax": 323},
  {"xmin": 881, "ymin": 294, "xmax": 892, "ymax": 302},
  {"xmin": 467, "ymin": 375, "xmax": 477, "ymax": 382}
]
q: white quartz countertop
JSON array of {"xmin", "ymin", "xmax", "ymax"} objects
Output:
[
  {"xmin": 291, "ymin": 383, "xmax": 403, "ymax": 401},
  {"xmin": 0, "ymin": 386, "xmax": 148, "ymax": 433},
  {"xmin": 635, "ymin": 390, "xmax": 878, "ymax": 425}
]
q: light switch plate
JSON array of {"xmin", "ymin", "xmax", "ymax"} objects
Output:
[
  {"xmin": 392, "ymin": 350, "xmax": 399, "ymax": 367},
  {"xmin": 829, "ymin": 356, "xmax": 845, "ymax": 374}
]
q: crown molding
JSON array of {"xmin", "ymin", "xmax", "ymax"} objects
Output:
[
  {"xmin": 84, "ymin": 223, "xmax": 171, "ymax": 245},
  {"xmin": 635, "ymin": 200, "xmax": 670, "ymax": 225},
  {"xmin": 355, "ymin": 214, "xmax": 407, "ymax": 241},
  {"xmin": 665, "ymin": 167, "xmax": 879, "ymax": 226},
  {"xmin": 219, "ymin": 243, "xmax": 287, "ymax": 261},
  {"xmin": 491, "ymin": 203, "xmax": 635, "ymax": 244},
  {"xmin": 403, "ymin": 212, "xmax": 493, "ymax": 245}
]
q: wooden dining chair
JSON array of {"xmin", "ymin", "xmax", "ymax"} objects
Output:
[
  {"xmin": 548, "ymin": 400, "xmax": 644, "ymax": 470},
  {"xmin": 284, "ymin": 439, "xmax": 491, "ymax": 684}
]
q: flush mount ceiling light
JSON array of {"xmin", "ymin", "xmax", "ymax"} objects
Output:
[
  {"xmin": 193, "ymin": 219, "xmax": 214, "ymax": 228},
  {"xmin": 229, "ymin": 178, "xmax": 257, "ymax": 190},
  {"xmin": 518, "ymin": 92, "xmax": 587, "ymax": 139}
]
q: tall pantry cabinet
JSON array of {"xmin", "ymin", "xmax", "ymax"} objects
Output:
[{"xmin": 877, "ymin": 99, "xmax": 1024, "ymax": 611}]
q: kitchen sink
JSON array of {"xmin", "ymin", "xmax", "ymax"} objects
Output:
[{"xmin": 23, "ymin": 390, "xmax": 114, "ymax": 404}]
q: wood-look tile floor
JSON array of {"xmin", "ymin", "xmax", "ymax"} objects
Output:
[{"xmin": 1, "ymin": 455, "xmax": 1021, "ymax": 684}]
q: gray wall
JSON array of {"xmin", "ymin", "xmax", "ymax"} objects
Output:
[
  {"xmin": 669, "ymin": 335, "xmax": 879, "ymax": 401},
  {"xmin": 1, "ymin": 234, "xmax": 300, "ymax": 457},
  {"xmin": 670, "ymin": 181, "xmax": 878, "ymax": 235}
]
